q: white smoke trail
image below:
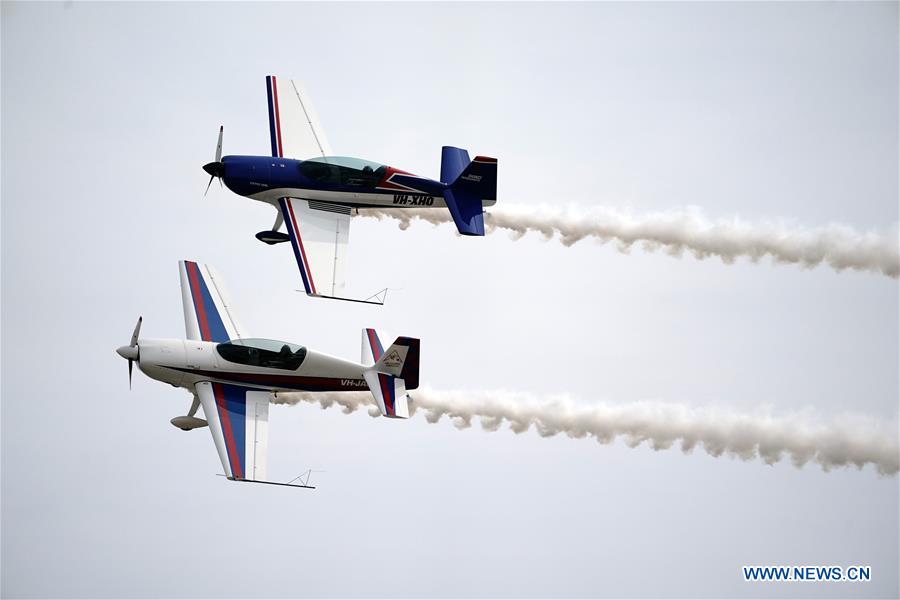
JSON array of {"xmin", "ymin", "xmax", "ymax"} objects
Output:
[
  {"xmin": 358, "ymin": 205, "xmax": 900, "ymax": 278},
  {"xmin": 271, "ymin": 388, "xmax": 899, "ymax": 476}
]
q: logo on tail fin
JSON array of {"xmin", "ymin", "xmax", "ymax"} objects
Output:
[{"xmin": 383, "ymin": 349, "xmax": 403, "ymax": 368}]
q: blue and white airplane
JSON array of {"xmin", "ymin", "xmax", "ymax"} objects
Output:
[
  {"xmin": 203, "ymin": 75, "xmax": 498, "ymax": 303},
  {"xmin": 116, "ymin": 260, "xmax": 419, "ymax": 487}
]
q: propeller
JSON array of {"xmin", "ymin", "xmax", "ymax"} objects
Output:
[
  {"xmin": 116, "ymin": 316, "xmax": 142, "ymax": 389},
  {"xmin": 203, "ymin": 125, "xmax": 225, "ymax": 195}
]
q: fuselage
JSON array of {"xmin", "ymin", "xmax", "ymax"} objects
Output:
[
  {"xmin": 219, "ymin": 154, "xmax": 497, "ymax": 210},
  {"xmin": 136, "ymin": 338, "xmax": 369, "ymax": 393}
]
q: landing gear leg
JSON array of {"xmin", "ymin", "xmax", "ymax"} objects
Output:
[
  {"xmin": 272, "ymin": 209, "xmax": 284, "ymax": 232},
  {"xmin": 188, "ymin": 395, "xmax": 200, "ymax": 417}
]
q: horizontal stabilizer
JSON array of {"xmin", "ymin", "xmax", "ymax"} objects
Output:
[
  {"xmin": 444, "ymin": 188, "xmax": 485, "ymax": 236},
  {"xmin": 363, "ymin": 370, "xmax": 410, "ymax": 419}
]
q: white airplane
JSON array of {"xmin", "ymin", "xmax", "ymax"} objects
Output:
[{"xmin": 116, "ymin": 260, "xmax": 419, "ymax": 487}]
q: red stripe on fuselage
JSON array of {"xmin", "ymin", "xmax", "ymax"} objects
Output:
[
  {"xmin": 272, "ymin": 76, "xmax": 284, "ymax": 158},
  {"xmin": 171, "ymin": 367, "xmax": 367, "ymax": 391},
  {"xmin": 212, "ymin": 383, "xmax": 243, "ymax": 479},
  {"xmin": 285, "ymin": 200, "xmax": 317, "ymax": 295},
  {"xmin": 186, "ymin": 262, "xmax": 212, "ymax": 341}
]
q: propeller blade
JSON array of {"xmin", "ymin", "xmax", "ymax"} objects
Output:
[
  {"xmin": 128, "ymin": 359, "xmax": 134, "ymax": 390},
  {"xmin": 130, "ymin": 316, "xmax": 142, "ymax": 347},
  {"xmin": 205, "ymin": 174, "xmax": 215, "ymax": 196},
  {"xmin": 215, "ymin": 125, "xmax": 223, "ymax": 162}
]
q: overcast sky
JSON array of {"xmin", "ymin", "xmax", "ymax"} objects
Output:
[{"xmin": 2, "ymin": 2, "xmax": 897, "ymax": 598}]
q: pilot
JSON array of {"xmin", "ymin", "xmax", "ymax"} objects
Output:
[{"xmin": 247, "ymin": 347, "xmax": 260, "ymax": 366}]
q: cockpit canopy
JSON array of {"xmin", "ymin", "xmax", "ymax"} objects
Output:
[
  {"xmin": 216, "ymin": 338, "xmax": 307, "ymax": 371},
  {"xmin": 299, "ymin": 156, "xmax": 387, "ymax": 188}
]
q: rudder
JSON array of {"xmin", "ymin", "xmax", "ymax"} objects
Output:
[{"xmin": 440, "ymin": 146, "xmax": 497, "ymax": 236}]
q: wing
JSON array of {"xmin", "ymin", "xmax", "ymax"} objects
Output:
[
  {"xmin": 179, "ymin": 260, "xmax": 246, "ymax": 342},
  {"xmin": 278, "ymin": 198, "xmax": 350, "ymax": 298},
  {"xmin": 266, "ymin": 75, "xmax": 332, "ymax": 160},
  {"xmin": 195, "ymin": 381, "xmax": 269, "ymax": 481}
]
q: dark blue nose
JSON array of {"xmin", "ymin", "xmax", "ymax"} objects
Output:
[{"xmin": 220, "ymin": 155, "xmax": 272, "ymax": 196}]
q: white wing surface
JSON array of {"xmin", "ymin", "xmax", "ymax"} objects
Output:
[
  {"xmin": 278, "ymin": 198, "xmax": 350, "ymax": 298},
  {"xmin": 195, "ymin": 381, "xmax": 269, "ymax": 481},
  {"xmin": 266, "ymin": 75, "xmax": 332, "ymax": 160},
  {"xmin": 179, "ymin": 260, "xmax": 246, "ymax": 343}
]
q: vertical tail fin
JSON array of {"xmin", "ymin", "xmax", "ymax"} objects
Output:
[
  {"xmin": 441, "ymin": 146, "xmax": 471, "ymax": 184},
  {"xmin": 361, "ymin": 327, "xmax": 384, "ymax": 367},
  {"xmin": 440, "ymin": 146, "xmax": 497, "ymax": 236},
  {"xmin": 361, "ymin": 330, "xmax": 420, "ymax": 419},
  {"xmin": 372, "ymin": 336, "xmax": 420, "ymax": 390}
]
